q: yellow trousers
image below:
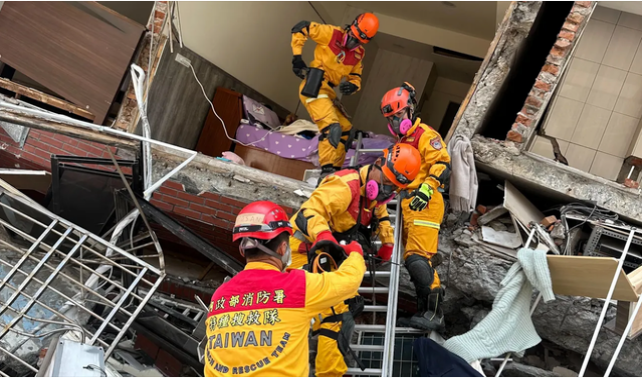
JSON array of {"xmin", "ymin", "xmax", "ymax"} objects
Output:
[
  {"xmin": 299, "ymin": 81, "xmax": 352, "ymax": 169},
  {"xmin": 289, "ymin": 237, "xmax": 354, "ymax": 377},
  {"xmin": 401, "ymin": 191, "xmax": 444, "ymax": 289}
]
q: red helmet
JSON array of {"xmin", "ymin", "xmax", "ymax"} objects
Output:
[
  {"xmin": 232, "ymin": 201, "xmax": 292, "ymax": 242},
  {"xmin": 350, "ymin": 13, "xmax": 379, "ymax": 44},
  {"xmin": 381, "ymin": 82, "xmax": 417, "ymax": 118}
]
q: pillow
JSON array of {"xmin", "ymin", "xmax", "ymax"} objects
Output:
[{"xmin": 243, "ymin": 95, "xmax": 281, "ymax": 129}]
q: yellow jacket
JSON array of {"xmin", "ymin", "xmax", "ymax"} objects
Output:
[
  {"xmin": 291, "ymin": 21, "xmax": 364, "ymax": 89},
  {"xmin": 204, "ymin": 254, "xmax": 366, "ymax": 377},
  {"xmin": 291, "ymin": 167, "xmax": 394, "ymax": 245},
  {"xmin": 399, "ymin": 118, "xmax": 451, "ymax": 192}
]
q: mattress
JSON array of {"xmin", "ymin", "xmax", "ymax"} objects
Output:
[{"xmin": 235, "ymin": 123, "xmax": 394, "ymax": 167}]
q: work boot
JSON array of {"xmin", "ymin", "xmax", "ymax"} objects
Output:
[{"xmin": 409, "ymin": 287, "xmax": 445, "ymax": 331}]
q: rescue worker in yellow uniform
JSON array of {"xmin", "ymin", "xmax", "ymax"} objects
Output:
[
  {"xmin": 380, "ymin": 83, "xmax": 451, "ymax": 331},
  {"xmin": 289, "ymin": 144, "xmax": 422, "ymax": 377},
  {"xmin": 204, "ymin": 200, "xmax": 365, "ymax": 377},
  {"xmin": 291, "ymin": 13, "xmax": 379, "ymax": 181}
]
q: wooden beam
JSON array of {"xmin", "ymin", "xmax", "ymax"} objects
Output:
[
  {"xmin": 0, "ymin": 77, "xmax": 95, "ymax": 120},
  {"xmin": 0, "ymin": 109, "xmax": 137, "ymax": 149}
]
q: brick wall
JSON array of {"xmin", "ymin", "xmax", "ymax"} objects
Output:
[
  {"xmin": 0, "ymin": 127, "xmax": 117, "ymax": 170},
  {"xmin": 0, "ymin": 125, "xmax": 294, "ymax": 264},
  {"xmin": 507, "ymin": 1, "xmax": 596, "ymax": 144}
]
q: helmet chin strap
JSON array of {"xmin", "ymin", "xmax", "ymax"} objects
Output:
[{"xmin": 240, "ymin": 238, "xmax": 291, "ymax": 271}]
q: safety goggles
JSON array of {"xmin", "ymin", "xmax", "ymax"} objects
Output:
[
  {"xmin": 352, "ymin": 21, "xmax": 372, "ymax": 42},
  {"xmin": 233, "ymin": 220, "xmax": 291, "ymax": 235},
  {"xmin": 239, "ymin": 237, "xmax": 280, "ymax": 258}
]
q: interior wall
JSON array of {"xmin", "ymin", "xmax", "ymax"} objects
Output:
[
  {"xmin": 97, "ymin": 1, "xmax": 153, "ymax": 25},
  {"xmin": 178, "ymin": 2, "xmax": 323, "ymax": 113},
  {"xmin": 351, "ymin": 49, "xmax": 433, "ymax": 136},
  {"xmin": 421, "ymin": 77, "xmax": 470, "ymax": 130},
  {"xmin": 533, "ymin": 6, "xmax": 642, "ymax": 181}
]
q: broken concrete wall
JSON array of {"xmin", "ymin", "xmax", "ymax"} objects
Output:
[
  {"xmin": 447, "ymin": 1, "xmax": 542, "ymax": 142},
  {"xmin": 430, "ymin": 229, "xmax": 642, "ymax": 377},
  {"xmin": 507, "ymin": 2, "xmax": 596, "ymax": 144},
  {"xmin": 471, "ymin": 136, "xmax": 642, "ymax": 221}
]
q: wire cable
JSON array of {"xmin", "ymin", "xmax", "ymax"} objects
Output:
[{"xmin": 187, "ymin": 62, "xmax": 287, "ymax": 148}]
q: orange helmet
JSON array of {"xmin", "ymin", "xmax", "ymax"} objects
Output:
[
  {"xmin": 350, "ymin": 13, "xmax": 379, "ymax": 44},
  {"xmin": 381, "ymin": 143, "xmax": 421, "ymax": 188},
  {"xmin": 380, "ymin": 82, "xmax": 417, "ymax": 118}
]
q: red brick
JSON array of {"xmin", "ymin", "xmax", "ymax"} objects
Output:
[
  {"xmin": 558, "ymin": 30, "xmax": 575, "ymax": 41},
  {"xmin": 506, "ymin": 130, "xmax": 524, "ymax": 143},
  {"xmin": 173, "ymin": 206, "xmax": 201, "ymax": 220},
  {"xmin": 554, "ymin": 38, "xmax": 572, "ymax": 50},
  {"xmin": 202, "ymin": 215, "xmax": 233, "ymax": 229},
  {"xmin": 52, "ymin": 134, "xmax": 75, "ymax": 144},
  {"xmin": 470, "ymin": 213, "xmax": 479, "ymax": 227},
  {"xmin": 543, "ymin": 64, "xmax": 560, "ymax": 76},
  {"xmin": 205, "ymin": 199, "xmax": 232, "ymax": 213},
  {"xmin": 150, "ymin": 199, "xmax": 174, "ymax": 212},
  {"xmin": 200, "ymin": 192, "xmax": 220, "ymax": 201},
  {"xmin": 32, "ymin": 147, "xmax": 52, "ymax": 160},
  {"xmin": 20, "ymin": 152, "xmax": 49, "ymax": 168},
  {"xmin": 525, "ymin": 95, "xmax": 543, "ymax": 108},
  {"xmin": 550, "ymin": 46, "xmax": 566, "ymax": 58},
  {"xmin": 220, "ymin": 196, "xmax": 248, "ymax": 209},
  {"xmin": 61, "ymin": 144, "xmax": 89, "ymax": 157},
  {"xmin": 624, "ymin": 178, "xmax": 640, "ymax": 189},
  {"xmin": 38, "ymin": 135, "xmax": 65, "ymax": 149},
  {"xmin": 562, "ymin": 21, "xmax": 579, "ymax": 32},
  {"xmin": 534, "ymin": 79, "xmax": 552, "ymax": 92},
  {"xmin": 218, "ymin": 211, "xmax": 237, "ymax": 222},
  {"xmin": 575, "ymin": 1, "xmax": 591, "ymax": 7},
  {"xmin": 567, "ymin": 12, "xmax": 585, "ymax": 24},
  {"xmin": 516, "ymin": 113, "xmax": 532, "ymax": 127},
  {"xmin": 164, "ymin": 181, "xmax": 185, "ymax": 191},
  {"xmin": 476, "ymin": 205, "xmax": 487, "ymax": 215},
  {"xmin": 79, "ymin": 142, "xmax": 107, "ymax": 158},
  {"xmin": 48, "ymin": 147, "xmax": 67, "ymax": 156},
  {"xmin": 27, "ymin": 140, "xmax": 49, "ymax": 151},
  {"xmin": 177, "ymin": 190, "xmax": 204, "ymax": 204},
  {"xmin": 158, "ymin": 186, "xmax": 178, "ymax": 197},
  {"xmin": 189, "ymin": 202, "xmax": 216, "ymax": 215},
  {"xmin": 162, "ymin": 195, "xmax": 189, "ymax": 208}
]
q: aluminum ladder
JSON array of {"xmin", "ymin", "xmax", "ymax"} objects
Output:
[{"xmin": 345, "ymin": 199, "xmax": 425, "ymax": 377}]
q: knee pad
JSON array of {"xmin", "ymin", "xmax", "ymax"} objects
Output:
[
  {"xmin": 405, "ymin": 254, "xmax": 435, "ymax": 299},
  {"xmin": 321, "ymin": 123, "xmax": 343, "ymax": 149}
]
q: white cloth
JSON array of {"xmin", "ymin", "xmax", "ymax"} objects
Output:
[
  {"xmin": 276, "ymin": 119, "xmax": 319, "ymax": 135},
  {"xmin": 447, "ymin": 134, "xmax": 478, "ymax": 213},
  {"xmin": 443, "ymin": 248, "xmax": 555, "ymax": 363}
]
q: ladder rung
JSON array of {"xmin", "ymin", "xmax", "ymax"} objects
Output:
[
  {"xmin": 364, "ymin": 271, "xmax": 391, "ymax": 278},
  {"xmin": 363, "ymin": 305, "xmax": 387, "ymax": 312},
  {"xmin": 354, "ymin": 324, "xmax": 427, "ymax": 333},
  {"xmin": 346, "ymin": 367, "xmax": 382, "ymax": 376},
  {"xmin": 350, "ymin": 344, "xmax": 384, "ymax": 352},
  {"xmin": 358, "ymin": 287, "xmax": 389, "ymax": 294}
]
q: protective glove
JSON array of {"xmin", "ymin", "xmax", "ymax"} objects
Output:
[
  {"xmin": 292, "ymin": 55, "xmax": 308, "ymax": 79},
  {"xmin": 342, "ymin": 240, "xmax": 364, "ymax": 257},
  {"xmin": 315, "ymin": 230, "xmax": 338, "ymax": 245},
  {"xmin": 409, "ymin": 183, "xmax": 433, "ymax": 212},
  {"xmin": 376, "ymin": 243, "xmax": 394, "ymax": 262},
  {"xmin": 339, "ymin": 81, "xmax": 359, "ymax": 95}
]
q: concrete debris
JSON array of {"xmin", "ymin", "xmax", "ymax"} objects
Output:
[
  {"xmin": 439, "ymin": 228, "xmax": 642, "ymax": 377},
  {"xmin": 502, "ymin": 362, "xmax": 557, "ymax": 377},
  {"xmin": 478, "ymin": 206, "xmax": 509, "ymax": 225}
]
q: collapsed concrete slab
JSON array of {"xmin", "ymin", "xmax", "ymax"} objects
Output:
[{"xmin": 471, "ymin": 136, "xmax": 642, "ymax": 222}]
